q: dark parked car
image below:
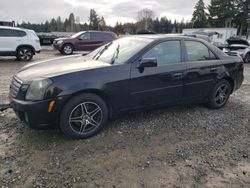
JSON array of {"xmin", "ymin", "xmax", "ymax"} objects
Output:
[
  {"xmin": 53, "ymin": 30, "xmax": 117, "ymax": 55},
  {"xmin": 10, "ymin": 35, "xmax": 244, "ymax": 139},
  {"xmin": 222, "ymin": 37, "xmax": 250, "ymax": 63}
]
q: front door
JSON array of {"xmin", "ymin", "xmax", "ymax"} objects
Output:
[{"xmin": 130, "ymin": 40, "xmax": 186, "ymax": 109}]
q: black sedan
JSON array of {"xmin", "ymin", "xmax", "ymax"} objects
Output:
[{"xmin": 9, "ymin": 35, "xmax": 244, "ymax": 139}]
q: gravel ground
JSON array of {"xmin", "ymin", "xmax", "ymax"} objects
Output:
[{"xmin": 0, "ymin": 48, "xmax": 250, "ymax": 187}]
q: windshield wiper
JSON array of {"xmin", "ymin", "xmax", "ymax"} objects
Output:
[
  {"xmin": 93, "ymin": 42, "xmax": 113, "ymax": 60},
  {"xmin": 110, "ymin": 44, "xmax": 120, "ymax": 64}
]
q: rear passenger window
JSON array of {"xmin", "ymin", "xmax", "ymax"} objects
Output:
[
  {"xmin": 91, "ymin": 32, "xmax": 104, "ymax": 41},
  {"xmin": 103, "ymin": 33, "xmax": 113, "ymax": 40},
  {"xmin": 0, "ymin": 29, "xmax": 20, "ymax": 37},
  {"xmin": 143, "ymin": 41, "xmax": 181, "ymax": 66},
  {"xmin": 185, "ymin": 41, "xmax": 217, "ymax": 61}
]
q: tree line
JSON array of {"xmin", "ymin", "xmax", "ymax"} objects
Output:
[
  {"xmin": 192, "ymin": 0, "xmax": 250, "ymax": 35},
  {"xmin": 17, "ymin": 0, "xmax": 250, "ymax": 35},
  {"xmin": 17, "ymin": 9, "xmax": 193, "ymax": 34}
]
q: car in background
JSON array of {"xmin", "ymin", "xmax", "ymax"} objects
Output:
[
  {"xmin": 53, "ymin": 30, "xmax": 117, "ymax": 55},
  {"xmin": 9, "ymin": 35, "xmax": 243, "ymax": 139},
  {"xmin": 223, "ymin": 37, "xmax": 250, "ymax": 63},
  {"xmin": 0, "ymin": 26, "xmax": 41, "ymax": 61},
  {"xmin": 185, "ymin": 31, "xmax": 219, "ymax": 43}
]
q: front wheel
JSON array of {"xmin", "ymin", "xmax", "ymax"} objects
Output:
[
  {"xmin": 16, "ymin": 47, "xmax": 33, "ymax": 61},
  {"xmin": 207, "ymin": 80, "xmax": 231, "ymax": 109},
  {"xmin": 61, "ymin": 44, "xmax": 73, "ymax": 55},
  {"xmin": 60, "ymin": 93, "xmax": 108, "ymax": 139}
]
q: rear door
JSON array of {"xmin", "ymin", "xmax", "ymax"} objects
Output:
[
  {"xmin": 130, "ymin": 40, "xmax": 186, "ymax": 109},
  {"xmin": 91, "ymin": 32, "xmax": 108, "ymax": 48},
  {"xmin": 182, "ymin": 40, "xmax": 223, "ymax": 102},
  {"xmin": 0, "ymin": 28, "xmax": 21, "ymax": 52}
]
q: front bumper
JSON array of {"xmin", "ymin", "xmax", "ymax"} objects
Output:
[
  {"xmin": 10, "ymin": 96, "xmax": 68, "ymax": 129},
  {"xmin": 53, "ymin": 42, "xmax": 63, "ymax": 51}
]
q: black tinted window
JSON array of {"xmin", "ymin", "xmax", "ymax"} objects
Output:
[
  {"xmin": 79, "ymin": 32, "xmax": 91, "ymax": 40},
  {"xmin": 143, "ymin": 41, "xmax": 181, "ymax": 65},
  {"xmin": 17, "ymin": 30, "xmax": 26, "ymax": 37},
  {"xmin": 91, "ymin": 32, "xmax": 106, "ymax": 40},
  {"xmin": 0, "ymin": 29, "xmax": 21, "ymax": 37},
  {"xmin": 185, "ymin": 41, "xmax": 217, "ymax": 61},
  {"xmin": 103, "ymin": 33, "xmax": 114, "ymax": 40}
]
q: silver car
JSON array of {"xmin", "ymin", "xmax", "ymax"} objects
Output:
[{"xmin": 223, "ymin": 38, "xmax": 250, "ymax": 63}]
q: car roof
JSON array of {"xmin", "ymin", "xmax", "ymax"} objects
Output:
[
  {"xmin": 125, "ymin": 34, "xmax": 207, "ymax": 42},
  {"xmin": 0, "ymin": 26, "xmax": 27, "ymax": 31}
]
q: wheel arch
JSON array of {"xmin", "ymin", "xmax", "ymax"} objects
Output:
[
  {"xmin": 222, "ymin": 77, "xmax": 234, "ymax": 94},
  {"xmin": 62, "ymin": 43, "xmax": 75, "ymax": 50},
  {"xmin": 58, "ymin": 89, "xmax": 113, "ymax": 122},
  {"xmin": 16, "ymin": 45, "xmax": 35, "ymax": 55}
]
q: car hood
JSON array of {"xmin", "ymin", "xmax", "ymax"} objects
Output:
[
  {"xmin": 226, "ymin": 38, "xmax": 249, "ymax": 46},
  {"xmin": 15, "ymin": 55, "xmax": 111, "ymax": 81},
  {"xmin": 54, "ymin": 37, "xmax": 70, "ymax": 41}
]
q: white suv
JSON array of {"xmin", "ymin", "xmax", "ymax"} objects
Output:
[{"xmin": 0, "ymin": 26, "xmax": 41, "ymax": 61}]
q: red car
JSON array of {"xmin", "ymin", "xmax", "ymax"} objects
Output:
[{"xmin": 53, "ymin": 30, "xmax": 117, "ymax": 55}]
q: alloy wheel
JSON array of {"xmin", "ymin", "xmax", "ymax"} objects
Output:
[
  {"xmin": 69, "ymin": 102, "xmax": 103, "ymax": 135},
  {"xmin": 19, "ymin": 48, "xmax": 32, "ymax": 61},
  {"xmin": 214, "ymin": 84, "xmax": 229, "ymax": 105},
  {"xmin": 63, "ymin": 45, "xmax": 73, "ymax": 55}
]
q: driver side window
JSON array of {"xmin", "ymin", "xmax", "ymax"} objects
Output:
[
  {"xmin": 80, "ymin": 33, "xmax": 91, "ymax": 40},
  {"xmin": 143, "ymin": 40, "xmax": 181, "ymax": 66}
]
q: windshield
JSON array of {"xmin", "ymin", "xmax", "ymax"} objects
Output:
[
  {"xmin": 70, "ymin": 31, "xmax": 84, "ymax": 38},
  {"xmin": 87, "ymin": 37, "xmax": 153, "ymax": 65}
]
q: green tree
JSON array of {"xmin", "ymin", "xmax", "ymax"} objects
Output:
[
  {"xmin": 89, "ymin": 9, "xmax": 99, "ymax": 30},
  {"xmin": 208, "ymin": 0, "xmax": 237, "ymax": 27},
  {"xmin": 56, "ymin": 16, "xmax": 64, "ymax": 31},
  {"xmin": 234, "ymin": 0, "xmax": 250, "ymax": 35},
  {"xmin": 68, "ymin": 13, "xmax": 76, "ymax": 32},
  {"xmin": 49, "ymin": 18, "xmax": 57, "ymax": 31},
  {"xmin": 191, "ymin": 0, "xmax": 207, "ymax": 28},
  {"xmin": 99, "ymin": 16, "xmax": 106, "ymax": 31}
]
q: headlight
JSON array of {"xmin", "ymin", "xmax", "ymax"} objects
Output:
[
  {"xmin": 237, "ymin": 51, "xmax": 244, "ymax": 55},
  {"xmin": 57, "ymin": 40, "xmax": 63, "ymax": 45},
  {"xmin": 25, "ymin": 79, "xmax": 52, "ymax": 101}
]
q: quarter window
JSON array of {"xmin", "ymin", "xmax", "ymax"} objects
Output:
[
  {"xmin": 143, "ymin": 41, "xmax": 181, "ymax": 66},
  {"xmin": 185, "ymin": 41, "xmax": 217, "ymax": 61}
]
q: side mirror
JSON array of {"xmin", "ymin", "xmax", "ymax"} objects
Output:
[{"xmin": 138, "ymin": 58, "xmax": 157, "ymax": 68}]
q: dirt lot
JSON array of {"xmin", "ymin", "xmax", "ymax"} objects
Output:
[{"xmin": 0, "ymin": 48, "xmax": 250, "ymax": 187}]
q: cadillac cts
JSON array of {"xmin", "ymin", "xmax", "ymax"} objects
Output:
[{"xmin": 9, "ymin": 35, "xmax": 244, "ymax": 139}]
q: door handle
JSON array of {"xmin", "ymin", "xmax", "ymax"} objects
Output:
[
  {"xmin": 210, "ymin": 68, "xmax": 217, "ymax": 72},
  {"xmin": 173, "ymin": 73, "xmax": 183, "ymax": 79}
]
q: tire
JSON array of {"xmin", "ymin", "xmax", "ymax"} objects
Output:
[
  {"xmin": 16, "ymin": 47, "xmax": 33, "ymax": 61},
  {"xmin": 207, "ymin": 79, "xmax": 232, "ymax": 109},
  {"xmin": 244, "ymin": 53, "xmax": 250, "ymax": 64},
  {"xmin": 60, "ymin": 93, "xmax": 108, "ymax": 139},
  {"xmin": 62, "ymin": 44, "xmax": 73, "ymax": 55}
]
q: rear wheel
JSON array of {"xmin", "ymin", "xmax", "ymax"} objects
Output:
[
  {"xmin": 60, "ymin": 93, "xmax": 108, "ymax": 139},
  {"xmin": 244, "ymin": 53, "xmax": 250, "ymax": 63},
  {"xmin": 16, "ymin": 47, "xmax": 33, "ymax": 61},
  {"xmin": 62, "ymin": 44, "xmax": 73, "ymax": 55},
  {"xmin": 207, "ymin": 80, "xmax": 231, "ymax": 109}
]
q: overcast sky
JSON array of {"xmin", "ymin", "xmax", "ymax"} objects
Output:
[{"xmin": 0, "ymin": 0, "xmax": 210, "ymax": 26}]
